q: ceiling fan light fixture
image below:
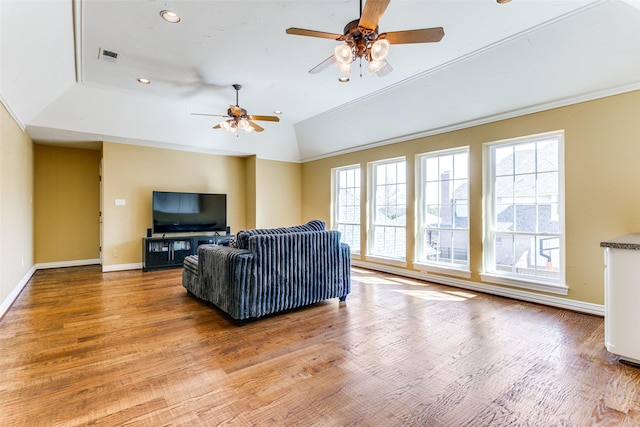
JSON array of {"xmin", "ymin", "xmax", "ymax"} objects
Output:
[
  {"xmin": 334, "ymin": 44, "xmax": 353, "ymax": 65},
  {"xmin": 238, "ymin": 118, "xmax": 251, "ymax": 131},
  {"xmin": 336, "ymin": 61, "xmax": 351, "ymax": 74},
  {"xmin": 370, "ymin": 39, "xmax": 390, "ymax": 61},
  {"xmin": 368, "ymin": 59, "xmax": 387, "ymax": 74},
  {"xmin": 220, "ymin": 121, "xmax": 231, "ymax": 132}
]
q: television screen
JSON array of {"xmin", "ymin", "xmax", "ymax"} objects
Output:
[{"xmin": 152, "ymin": 191, "xmax": 227, "ymax": 234}]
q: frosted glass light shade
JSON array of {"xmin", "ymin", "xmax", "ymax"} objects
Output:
[
  {"xmin": 220, "ymin": 121, "xmax": 231, "ymax": 131},
  {"xmin": 370, "ymin": 39, "xmax": 390, "ymax": 61},
  {"xmin": 238, "ymin": 118, "xmax": 250, "ymax": 130},
  {"xmin": 334, "ymin": 44, "xmax": 353, "ymax": 64},
  {"xmin": 336, "ymin": 61, "xmax": 351, "ymax": 74},
  {"xmin": 369, "ymin": 59, "xmax": 387, "ymax": 74}
]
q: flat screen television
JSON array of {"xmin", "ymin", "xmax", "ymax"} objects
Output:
[{"xmin": 152, "ymin": 191, "xmax": 227, "ymax": 234}]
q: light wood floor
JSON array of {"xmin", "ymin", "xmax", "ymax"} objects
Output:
[{"xmin": 1, "ymin": 266, "xmax": 639, "ymax": 426}]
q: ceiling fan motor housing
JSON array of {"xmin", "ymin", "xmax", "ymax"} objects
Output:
[
  {"xmin": 343, "ymin": 19, "xmax": 380, "ymax": 59},
  {"xmin": 227, "ymin": 106, "xmax": 248, "ymax": 118}
]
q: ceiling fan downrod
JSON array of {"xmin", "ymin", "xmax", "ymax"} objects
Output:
[{"xmin": 232, "ymin": 84, "xmax": 242, "ymax": 106}]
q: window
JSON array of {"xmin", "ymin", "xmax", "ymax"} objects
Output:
[
  {"xmin": 368, "ymin": 158, "xmax": 406, "ymax": 262},
  {"xmin": 416, "ymin": 148, "xmax": 469, "ymax": 274},
  {"xmin": 483, "ymin": 131, "xmax": 566, "ymax": 293},
  {"xmin": 333, "ymin": 165, "xmax": 361, "ymax": 253}
]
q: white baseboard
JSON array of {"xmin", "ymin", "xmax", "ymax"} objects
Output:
[
  {"xmin": 0, "ymin": 266, "xmax": 36, "ymax": 320},
  {"xmin": 351, "ymin": 260, "xmax": 604, "ymax": 316},
  {"xmin": 37, "ymin": 259, "xmax": 144, "ymax": 272},
  {"xmin": 35, "ymin": 258, "xmax": 101, "ymax": 270},
  {"xmin": 102, "ymin": 262, "xmax": 143, "ymax": 272}
]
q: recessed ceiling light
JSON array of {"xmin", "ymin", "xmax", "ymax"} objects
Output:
[
  {"xmin": 160, "ymin": 10, "xmax": 181, "ymax": 23},
  {"xmin": 137, "ymin": 78, "xmax": 151, "ymax": 84},
  {"xmin": 273, "ymin": 110, "xmax": 282, "ymax": 115},
  {"xmin": 338, "ymin": 76, "xmax": 350, "ymax": 83}
]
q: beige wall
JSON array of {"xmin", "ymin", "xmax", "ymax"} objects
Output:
[
  {"xmin": 255, "ymin": 158, "xmax": 301, "ymax": 228},
  {"xmin": 101, "ymin": 142, "xmax": 248, "ymax": 268},
  {"xmin": 0, "ymin": 102, "xmax": 34, "ymax": 311},
  {"xmin": 31, "ymin": 142, "xmax": 303, "ymax": 270},
  {"xmin": 245, "ymin": 156, "xmax": 257, "ymax": 230},
  {"xmin": 243, "ymin": 156, "xmax": 302, "ymax": 230},
  {"xmin": 34, "ymin": 145, "xmax": 101, "ymax": 264},
  {"xmin": 302, "ymin": 90, "xmax": 640, "ymax": 306}
]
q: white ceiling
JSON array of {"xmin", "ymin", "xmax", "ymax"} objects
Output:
[{"xmin": 1, "ymin": 0, "xmax": 639, "ymax": 162}]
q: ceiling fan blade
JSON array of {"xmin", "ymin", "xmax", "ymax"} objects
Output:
[
  {"xmin": 359, "ymin": 0, "xmax": 391, "ymax": 32},
  {"xmin": 309, "ymin": 55, "xmax": 337, "ymax": 74},
  {"xmin": 248, "ymin": 121, "xmax": 264, "ymax": 132},
  {"xmin": 286, "ymin": 27, "xmax": 342, "ymax": 40},
  {"xmin": 212, "ymin": 124, "xmax": 222, "ymax": 129},
  {"xmin": 382, "ymin": 27, "xmax": 445, "ymax": 44},
  {"xmin": 249, "ymin": 115, "xmax": 280, "ymax": 122},
  {"xmin": 192, "ymin": 113, "xmax": 228, "ymax": 118}
]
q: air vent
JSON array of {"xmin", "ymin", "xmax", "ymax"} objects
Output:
[{"xmin": 98, "ymin": 48, "xmax": 119, "ymax": 63}]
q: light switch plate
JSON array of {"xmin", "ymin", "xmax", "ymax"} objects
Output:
[{"xmin": 115, "ymin": 199, "xmax": 126, "ymax": 206}]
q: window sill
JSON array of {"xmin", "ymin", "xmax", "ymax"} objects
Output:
[
  {"xmin": 365, "ymin": 255, "xmax": 407, "ymax": 268},
  {"xmin": 480, "ymin": 272, "xmax": 568, "ymax": 295},
  {"xmin": 413, "ymin": 262, "xmax": 471, "ymax": 279}
]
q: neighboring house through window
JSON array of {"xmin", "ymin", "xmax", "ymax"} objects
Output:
[
  {"xmin": 482, "ymin": 131, "xmax": 566, "ymax": 294},
  {"xmin": 333, "ymin": 165, "xmax": 361, "ymax": 254},
  {"xmin": 367, "ymin": 158, "xmax": 407, "ymax": 264},
  {"xmin": 415, "ymin": 148, "xmax": 470, "ymax": 277}
]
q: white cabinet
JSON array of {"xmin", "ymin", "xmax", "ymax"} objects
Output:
[{"xmin": 601, "ymin": 234, "xmax": 640, "ymax": 365}]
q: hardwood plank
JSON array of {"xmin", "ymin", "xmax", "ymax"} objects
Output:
[{"xmin": 1, "ymin": 265, "xmax": 639, "ymax": 426}]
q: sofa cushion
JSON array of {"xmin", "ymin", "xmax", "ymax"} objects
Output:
[{"xmin": 235, "ymin": 219, "xmax": 326, "ymax": 249}]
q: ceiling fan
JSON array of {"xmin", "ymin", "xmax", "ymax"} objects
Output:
[
  {"xmin": 286, "ymin": 0, "xmax": 444, "ymax": 78},
  {"xmin": 192, "ymin": 84, "xmax": 280, "ymax": 134}
]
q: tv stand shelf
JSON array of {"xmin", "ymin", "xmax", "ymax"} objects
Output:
[{"xmin": 142, "ymin": 234, "xmax": 231, "ymax": 272}]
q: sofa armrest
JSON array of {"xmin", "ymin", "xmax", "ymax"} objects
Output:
[
  {"xmin": 196, "ymin": 245, "xmax": 256, "ymax": 319},
  {"xmin": 339, "ymin": 242, "xmax": 351, "ymax": 298}
]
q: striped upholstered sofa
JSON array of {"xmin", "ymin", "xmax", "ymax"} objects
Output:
[{"xmin": 182, "ymin": 220, "xmax": 351, "ymax": 322}]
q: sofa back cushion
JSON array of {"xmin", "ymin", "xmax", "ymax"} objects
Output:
[{"xmin": 235, "ymin": 219, "xmax": 326, "ymax": 249}]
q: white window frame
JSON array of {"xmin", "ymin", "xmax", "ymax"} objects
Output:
[
  {"xmin": 414, "ymin": 147, "xmax": 471, "ymax": 279},
  {"xmin": 332, "ymin": 164, "xmax": 361, "ymax": 255},
  {"xmin": 481, "ymin": 130, "xmax": 568, "ymax": 295},
  {"xmin": 366, "ymin": 157, "xmax": 407, "ymax": 267}
]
